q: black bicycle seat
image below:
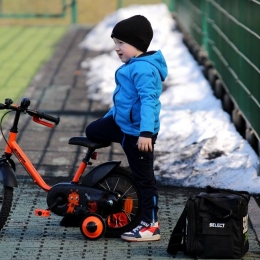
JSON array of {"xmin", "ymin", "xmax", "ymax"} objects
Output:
[{"xmin": 68, "ymin": 136, "xmax": 111, "ymax": 149}]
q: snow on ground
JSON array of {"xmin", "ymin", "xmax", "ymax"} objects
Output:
[{"xmin": 79, "ymin": 4, "xmax": 260, "ymax": 193}]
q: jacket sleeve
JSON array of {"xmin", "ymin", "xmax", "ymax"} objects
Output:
[{"xmin": 131, "ymin": 62, "xmax": 160, "ymax": 133}]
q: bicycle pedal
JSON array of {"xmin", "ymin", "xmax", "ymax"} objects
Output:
[{"xmin": 35, "ymin": 209, "xmax": 51, "ymax": 217}]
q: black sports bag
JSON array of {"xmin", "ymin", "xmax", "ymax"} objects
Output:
[{"xmin": 167, "ymin": 186, "xmax": 250, "ymax": 259}]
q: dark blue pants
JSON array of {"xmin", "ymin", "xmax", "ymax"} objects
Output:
[{"xmin": 85, "ymin": 115, "xmax": 159, "ymax": 224}]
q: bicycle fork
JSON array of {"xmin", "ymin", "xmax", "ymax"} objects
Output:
[{"xmin": 0, "ymin": 155, "xmax": 18, "ymax": 188}]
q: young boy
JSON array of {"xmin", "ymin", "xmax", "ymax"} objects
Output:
[{"xmin": 85, "ymin": 15, "xmax": 168, "ymax": 242}]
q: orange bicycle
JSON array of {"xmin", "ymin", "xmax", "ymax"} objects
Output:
[{"xmin": 0, "ymin": 97, "xmax": 141, "ymax": 239}]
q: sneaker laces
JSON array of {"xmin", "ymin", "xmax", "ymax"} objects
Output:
[
  {"xmin": 132, "ymin": 221, "xmax": 149, "ymax": 233},
  {"xmin": 132, "ymin": 224, "xmax": 143, "ymax": 233}
]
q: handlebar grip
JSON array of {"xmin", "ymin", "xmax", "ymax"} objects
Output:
[
  {"xmin": 37, "ymin": 111, "xmax": 60, "ymax": 125},
  {"xmin": 28, "ymin": 110, "xmax": 60, "ymax": 125}
]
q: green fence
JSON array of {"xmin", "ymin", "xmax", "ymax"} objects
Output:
[
  {"xmin": 117, "ymin": 0, "xmax": 175, "ymax": 11},
  {"xmin": 0, "ymin": 0, "xmax": 175, "ymax": 25},
  {"xmin": 2, "ymin": 0, "xmax": 259, "ymax": 147},
  {"xmin": 0, "ymin": 0, "xmax": 77, "ymax": 23},
  {"xmin": 174, "ymin": 0, "xmax": 260, "ymax": 150}
]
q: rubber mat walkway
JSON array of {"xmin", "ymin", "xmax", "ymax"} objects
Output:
[
  {"xmin": 0, "ymin": 177, "xmax": 259, "ymax": 260},
  {"xmin": 0, "ymin": 26, "xmax": 259, "ymax": 259}
]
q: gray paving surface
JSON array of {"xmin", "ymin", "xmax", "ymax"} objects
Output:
[{"xmin": 0, "ymin": 26, "xmax": 259, "ymax": 259}]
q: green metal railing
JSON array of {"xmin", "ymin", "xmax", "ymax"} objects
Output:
[
  {"xmin": 174, "ymin": 0, "xmax": 260, "ymax": 140},
  {"xmin": 117, "ymin": 0, "xmax": 175, "ymax": 11},
  {"xmin": 0, "ymin": 0, "xmax": 77, "ymax": 23},
  {"xmin": 0, "ymin": 1, "xmax": 175, "ymax": 25}
]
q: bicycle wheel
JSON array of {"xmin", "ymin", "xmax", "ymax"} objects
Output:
[
  {"xmin": 0, "ymin": 185, "xmax": 13, "ymax": 230},
  {"xmin": 96, "ymin": 166, "xmax": 142, "ymax": 237}
]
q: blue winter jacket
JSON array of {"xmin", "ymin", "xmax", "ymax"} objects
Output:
[{"xmin": 104, "ymin": 50, "xmax": 168, "ymax": 136}]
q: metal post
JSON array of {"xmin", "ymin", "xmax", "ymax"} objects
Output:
[
  {"xmin": 71, "ymin": 0, "xmax": 77, "ymax": 24},
  {"xmin": 169, "ymin": 0, "xmax": 175, "ymax": 12},
  {"xmin": 117, "ymin": 0, "xmax": 123, "ymax": 9},
  {"xmin": 201, "ymin": 0, "xmax": 208, "ymax": 52}
]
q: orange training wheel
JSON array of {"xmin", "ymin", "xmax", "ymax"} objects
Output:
[{"xmin": 80, "ymin": 214, "xmax": 105, "ymax": 240}]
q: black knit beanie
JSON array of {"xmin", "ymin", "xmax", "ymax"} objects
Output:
[{"xmin": 111, "ymin": 15, "xmax": 153, "ymax": 52}]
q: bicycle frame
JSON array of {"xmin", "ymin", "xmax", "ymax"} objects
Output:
[
  {"xmin": 0, "ymin": 98, "xmax": 142, "ymax": 240},
  {"xmin": 5, "ymin": 131, "xmax": 50, "ymax": 191},
  {"xmin": 4, "ymin": 131, "xmax": 89, "ymax": 192},
  {"xmin": 3, "ymin": 102, "xmax": 87, "ymax": 192}
]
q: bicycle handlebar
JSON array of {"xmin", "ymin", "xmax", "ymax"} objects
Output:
[
  {"xmin": 0, "ymin": 101, "xmax": 60, "ymax": 126},
  {"xmin": 27, "ymin": 110, "xmax": 60, "ymax": 125}
]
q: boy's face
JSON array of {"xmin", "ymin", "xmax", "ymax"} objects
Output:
[{"xmin": 113, "ymin": 38, "xmax": 143, "ymax": 63}]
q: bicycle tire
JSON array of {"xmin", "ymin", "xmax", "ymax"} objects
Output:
[
  {"xmin": 0, "ymin": 185, "xmax": 13, "ymax": 230},
  {"xmin": 96, "ymin": 166, "xmax": 142, "ymax": 238}
]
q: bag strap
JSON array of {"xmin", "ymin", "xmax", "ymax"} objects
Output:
[
  {"xmin": 206, "ymin": 185, "xmax": 250, "ymax": 202},
  {"xmin": 198, "ymin": 195, "xmax": 233, "ymax": 219},
  {"xmin": 167, "ymin": 205, "xmax": 187, "ymax": 255}
]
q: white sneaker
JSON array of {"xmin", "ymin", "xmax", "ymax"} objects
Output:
[{"xmin": 121, "ymin": 221, "xmax": 160, "ymax": 242}]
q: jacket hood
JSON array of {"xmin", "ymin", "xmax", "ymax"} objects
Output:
[{"xmin": 128, "ymin": 50, "xmax": 168, "ymax": 81}]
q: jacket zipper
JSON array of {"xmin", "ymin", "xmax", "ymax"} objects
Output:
[{"xmin": 113, "ymin": 84, "xmax": 120, "ymax": 120}]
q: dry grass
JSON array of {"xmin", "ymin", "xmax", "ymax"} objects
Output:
[{"xmin": 0, "ymin": 0, "xmax": 164, "ymax": 26}]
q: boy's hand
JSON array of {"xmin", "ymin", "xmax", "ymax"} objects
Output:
[{"xmin": 137, "ymin": 136, "xmax": 153, "ymax": 152}]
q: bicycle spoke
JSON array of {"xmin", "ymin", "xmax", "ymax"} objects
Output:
[
  {"xmin": 121, "ymin": 186, "xmax": 133, "ymax": 198},
  {"xmin": 98, "ymin": 183, "xmax": 108, "ymax": 190},
  {"xmin": 105, "ymin": 180, "xmax": 111, "ymax": 190},
  {"xmin": 123, "ymin": 191, "xmax": 137, "ymax": 197},
  {"xmin": 112, "ymin": 178, "xmax": 119, "ymax": 192}
]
